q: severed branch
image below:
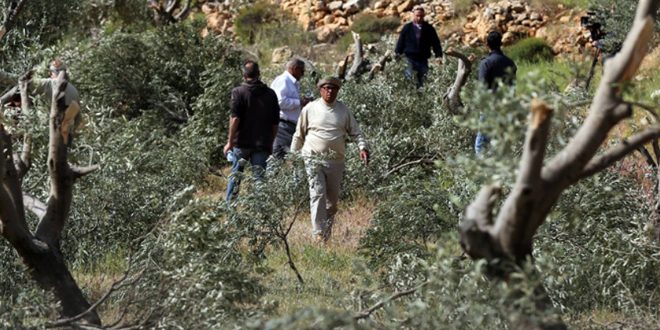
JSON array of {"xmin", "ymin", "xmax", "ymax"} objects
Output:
[
  {"xmin": 354, "ymin": 281, "xmax": 427, "ymax": 320},
  {"xmin": 71, "ymin": 164, "xmax": 101, "ymax": 179},
  {"xmin": 381, "ymin": 158, "xmax": 435, "ymax": 179},
  {"xmin": 346, "ymin": 32, "xmax": 363, "ymax": 80},
  {"xmin": 580, "ymin": 124, "xmax": 660, "ymax": 179},
  {"xmin": 336, "ymin": 54, "xmax": 349, "ymax": 79},
  {"xmin": 0, "ymin": 0, "xmax": 29, "ymax": 42},
  {"xmin": 443, "ymin": 49, "xmax": 473, "ymax": 114},
  {"xmin": 367, "ymin": 50, "xmax": 392, "ymax": 80}
]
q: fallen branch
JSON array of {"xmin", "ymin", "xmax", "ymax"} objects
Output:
[
  {"xmin": 354, "ymin": 281, "xmax": 427, "ymax": 320},
  {"xmin": 381, "ymin": 158, "xmax": 435, "ymax": 179}
]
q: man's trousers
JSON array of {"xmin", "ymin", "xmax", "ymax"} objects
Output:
[{"xmin": 305, "ymin": 160, "xmax": 345, "ymax": 239}]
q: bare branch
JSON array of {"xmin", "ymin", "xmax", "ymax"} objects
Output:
[
  {"xmin": 71, "ymin": 164, "xmax": 101, "ymax": 179},
  {"xmin": 381, "ymin": 158, "xmax": 435, "ymax": 179},
  {"xmin": 336, "ymin": 55, "xmax": 349, "ymax": 79},
  {"xmin": 443, "ymin": 49, "xmax": 473, "ymax": 113},
  {"xmin": 637, "ymin": 145, "xmax": 657, "ymax": 168},
  {"xmin": 367, "ymin": 50, "xmax": 392, "ymax": 81},
  {"xmin": 35, "ymin": 71, "xmax": 74, "ymax": 248},
  {"xmin": 580, "ymin": 124, "xmax": 660, "ymax": 179},
  {"xmin": 354, "ymin": 281, "xmax": 427, "ymax": 320}
]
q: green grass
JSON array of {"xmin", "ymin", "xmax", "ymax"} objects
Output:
[{"xmin": 260, "ymin": 245, "xmax": 367, "ymax": 316}]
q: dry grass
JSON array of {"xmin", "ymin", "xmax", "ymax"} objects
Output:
[{"xmin": 287, "ymin": 196, "xmax": 375, "ymax": 252}]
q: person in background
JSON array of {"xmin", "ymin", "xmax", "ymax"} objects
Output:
[
  {"xmin": 395, "ymin": 5, "xmax": 443, "ymax": 88},
  {"xmin": 290, "ymin": 76, "xmax": 369, "ymax": 243},
  {"xmin": 270, "ymin": 58, "xmax": 311, "ymax": 159},
  {"xmin": 474, "ymin": 31, "xmax": 517, "ymax": 155},
  {"xmin": 224, "ymin": 60, "xmax": 280, "ymax": 202}
]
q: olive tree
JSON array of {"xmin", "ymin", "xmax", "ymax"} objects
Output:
[
  {"xmin": 459, "ymin": 0, "xmax": 659, "ymax": 328},
  {"xmin": 0, "ymin": 72, "xmax": 100, "ymax": 325}
]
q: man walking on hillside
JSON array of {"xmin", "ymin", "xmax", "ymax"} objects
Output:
[
  {"xmin": 291, "ymin": 76, "xmax": 369, "ymax": 243},
  {"xmin": 224, "ymin": 60, "xmax": 280, "ymax": 202},
  {"xmin": 1, "ymin": 59, "xmax": 82, "ymax": 144},
  {"xmin": 474, "ymin": 31, "xmax": 517, "ymax": 155},
  {"xmin": 270, "ymin": 58, "xmax": 311, "ymax": 159},
  {"xmin": 395, "ymin": 6, "xmax": 443, "ymax": 88}
]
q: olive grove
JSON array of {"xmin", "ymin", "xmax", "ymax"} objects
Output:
[{"xmin": 0, "ymin": 0, "xmax": 659, "ymax": 328}]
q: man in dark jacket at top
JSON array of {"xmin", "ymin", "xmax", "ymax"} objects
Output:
[
  {"xmin": 474, "ymin": 31, "xmax": 517, "ymax": 155},
  {"xmin": 224, "ymin": 60, "xmax": 280, "ymax": 202},
  {"xmin": 395, "ymin": 6, "xmax": 443, "ymax": 88}
]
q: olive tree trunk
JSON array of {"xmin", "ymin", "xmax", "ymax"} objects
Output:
[
  {"xmin": 0, "ymin": 71, "xmax": 100, "ymax": 325},
  {"xmin": 460, "ymin": 0, "xmax": 659, "ymax": 327}
]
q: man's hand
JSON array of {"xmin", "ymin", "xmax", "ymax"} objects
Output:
[
  {"xmin": 360, "ymin": 150, "xmax": 370, "ymax": 166},
  {"xmin": 223, "ymin": 141, "xmax": 234, "ymax": 155},
  {"xmin": 434, "ymin": 57, "xmax": 443, "ymax": 65}
]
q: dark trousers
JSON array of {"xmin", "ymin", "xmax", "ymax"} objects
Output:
[
  {"xmin": 272, "ymin": 119, "xmax": 297, "ymax": 159},
  {"xmin": 404, "ymin": 56, "xmax": 429, "ymax": 88}
]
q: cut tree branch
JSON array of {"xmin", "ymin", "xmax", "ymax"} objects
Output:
[
  {"xmin": 346, "ymin": 32, "xmax": 363, "ymax": 80},
  {"xmin": 71, "ymin": 164, "xmax": 101, "ymax": 179},
  {"xmin": 354, "ymin": 281, "xmax": 427, "ymax": 320},
  {"xmin": 443, "ymin": 49, "xmax": 473, "ymax": 114}
]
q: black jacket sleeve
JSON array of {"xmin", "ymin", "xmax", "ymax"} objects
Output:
[
  {"xmin": 429, "ymin": 25, "xmax": 443, "ymax": 58},
  {"xmin": 395, "ymin": 24, "xmax": 409, "ymax": 55}
]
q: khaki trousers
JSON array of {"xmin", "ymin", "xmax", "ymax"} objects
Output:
[{"xmin": 305, "ymin": 160, "xmax": 345, "ymax": 238}]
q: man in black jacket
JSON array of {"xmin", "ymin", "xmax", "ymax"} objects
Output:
[
  {"xmin": 224, "ymin": 60, "xmax": 280, "ymax": 202},
  {"xmin": 395, "ymin": 6, "xmax": 443, "ymax": 88},
  {"xmin": 474, "ymin": 31, "xmax": 517, "ymax": 155}
]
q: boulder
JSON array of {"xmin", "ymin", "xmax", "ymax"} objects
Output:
[
  {"xmin": 397, "ymin": 0, "xmax": 414, "ymax": 14},
  {"xmin": 373, "ymin": 0, "xmax": 388, "ymax": 9},
  {"xmin": 328, "ymin": 0, "xmax": 343, "ymax": 11},
  {"xmin": 316, "ymin": 25, "xmax": 338, "ymax": 42}
]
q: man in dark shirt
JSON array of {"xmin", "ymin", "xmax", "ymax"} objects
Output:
[
  {"xmin": 395, "ymin": 6, "xmax": 443, "ymax": 88},
  {"xmin": 224, "ymin": 60, "xmax": 280, "ymax": 202},
  {"xmin": 475, "ymin": 31, "xmax": 517, "ymax": 155}
]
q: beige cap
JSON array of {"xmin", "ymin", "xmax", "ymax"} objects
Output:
[{"xmin": 316, "ymin": 76, "xmax": 342, "ymax": 89}]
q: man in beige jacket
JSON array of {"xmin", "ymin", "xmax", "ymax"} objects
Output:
[{"xmin": 291, "ymin": 76, "xmax": 369, "ymax": 242}]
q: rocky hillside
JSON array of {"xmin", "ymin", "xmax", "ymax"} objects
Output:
[{"xmin": 201, "ymin": 0, "xmax": 598, "ymax": 56}]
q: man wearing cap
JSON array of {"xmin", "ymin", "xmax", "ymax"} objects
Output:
[
  {"xmin": 291, "ymin": 76, "xmax": 369, "ymax": 242},
  {"xmin": 474, "ymin": 31, "xmax": 517, "ymax": 155},
  {"xmin": 395, "ymin": 6, "xmax": 443, "ymax": 88},
  {"xmin": 270, "ymin": 58, "xmax": 312, "ymax": 159},
  {"xmin": 224, "ymin": 60, "xmax": 280, "ymax": 202},
  {"xmin": 0, "ymin": 59, "xmax": 81, "ymax": 144}
]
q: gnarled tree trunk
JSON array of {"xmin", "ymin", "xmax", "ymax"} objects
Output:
[
  {"xmin": 459, "ymin": 0, "xmax": 659, "ymax": 328},
  {"xmin": 1, "ymin": 71, "xmax": 100, "ymax": 325}
]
